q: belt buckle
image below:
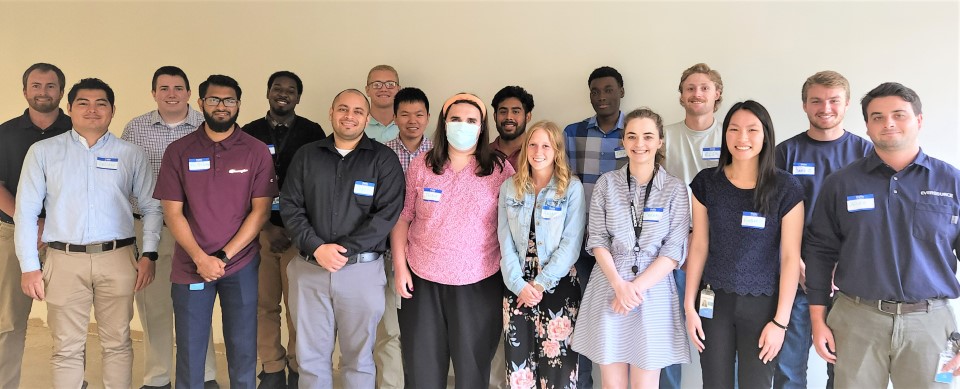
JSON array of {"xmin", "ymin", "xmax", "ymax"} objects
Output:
[
  {"xmin": 345, "ymin": 255, "xmax": 359, "ymax": 265},
  {"xmin": 86, "ymin": 243, "xmax": 105, "ymax": 254},
  {"xmin": 878, "ymin": 300, "xmax": 901, "ymax": 315}
]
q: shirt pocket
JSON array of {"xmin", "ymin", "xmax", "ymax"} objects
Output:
[
  {"xmin": 913, "ymin": 202, "xmax": 958, "ymax": 242},
  {"xmin": 505, "ymin": 197, "xmax": 525, "ymax": 221}
]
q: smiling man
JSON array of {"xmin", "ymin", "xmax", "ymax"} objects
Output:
[
  {"xmin": 155, "ymin": 74, "xmax": 277, "ymax": 388},
  {"xmin": 121, "ymin": 65, "xmax": 220, "ymax": 389},
  {"xmin": 0, "ymin": 63, "xmax": 71, "ymax": 388},
  {"xmin": 242, "ymin": 70, "xmax": 325, "ymax": 389},
  {"xmin": 281, "ymin": 89, "xmax": 404, "ymax": 388},
  {"xmin": 490, "ymin": 86, "xmax": 534, "ymax": 170},
  {"xmin": 363, "ymin": 65, "xmax": 401, "ymax": 142},
  {"xmin": 772, "ymin": 71, "xmax": 871, "ymax": 389},
  {"xmin": 15, "ymin": 78, "xmax": 162, "ymax": 388}
]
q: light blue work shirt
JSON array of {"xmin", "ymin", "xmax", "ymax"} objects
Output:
[
  {"xmin": 498, "ymin": 176, "xmax": 586, "ymax": 295},
  {"xmin": 14, "ymin": 129, "xmax": 162, "ymax": 272}
]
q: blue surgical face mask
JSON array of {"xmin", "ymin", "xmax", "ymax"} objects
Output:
[{"xmin": 446, "ymin": 121, "xmax": 481, "ymax": 151}]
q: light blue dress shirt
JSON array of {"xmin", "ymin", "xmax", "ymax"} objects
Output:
[{"xmin": 14, "ymin": 129, "xmax": 162, "ymax": 272}]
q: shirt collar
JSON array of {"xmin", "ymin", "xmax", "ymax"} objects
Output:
[
  {"xmin": 863, "ymin": 148, "xmax": 931, "ymax": 173},
  {"xmin": 69, "ymin": 128, "xmax": 114, "ymax": 150},
  {"xmin": 196, "ymin": 124, "xmax": 243, "ymax": 150},
  {"xmin": 17, "ymin": 108, "xmax": 72, "ymax": 132},
  {"xmin": 149, "ymin": 107, "xmax": 204, "ymax": 128},
  {"xmin": 367, "ymin": 115, "xmax": 394, "ymax": 127},
  {"xmin": 318, "ymin": 132, "xmax": 375, "ymax": 152},
  {"xmin": 587, "ymin": 111, "xmax": 625, "ymax": 134},
  {"xmin": 265, "ymin": 111, "xmax": 296, "ymax": 128}
]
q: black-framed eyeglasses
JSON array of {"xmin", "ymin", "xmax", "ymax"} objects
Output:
[
  {"xmin": 367, "ymin": 81, "xmax": 398, "ymax": 90},
  {"xmin": 203, "ymin": 97, "xmax": 239, "ymax": 107}
]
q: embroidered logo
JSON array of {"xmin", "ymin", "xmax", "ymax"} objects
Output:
[{"xmin": 228, "ymin": 169, "xmax": 249, "ymax": 174}]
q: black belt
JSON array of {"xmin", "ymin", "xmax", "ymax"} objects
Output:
[
  {"xmin": 302, "ymin": 251, "xmax": 381, "ymax": 266},
  {"xmin": 48, "ymin": 237, "xmax": 136, "ymax": 254},
  {"xmin": 847, "ymin": 293, "xmax": 948, "ymax": 315}
]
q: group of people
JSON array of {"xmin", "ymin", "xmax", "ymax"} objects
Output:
[{"xmin": 0, "ymin": 61, "xmax": 957, "ymax": 389}]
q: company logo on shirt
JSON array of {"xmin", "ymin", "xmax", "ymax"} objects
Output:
[
  {"xmin": 920, "ymin": 190, "xmax": 955, "ymax": 198},
  {"xmin": 228, "ymin": 169, "xmax": 249, "ymax": 174}
]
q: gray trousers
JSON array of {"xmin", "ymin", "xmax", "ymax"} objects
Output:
[{"xmin": 288, "ymin": 255, "xmax": 385, "ymax": 389}]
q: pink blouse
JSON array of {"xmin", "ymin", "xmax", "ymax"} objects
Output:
[{"xmin": 400, "ymin": 154, "xmax": 515, "ymax": 285}]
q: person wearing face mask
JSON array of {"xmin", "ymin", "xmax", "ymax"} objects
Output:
[
  {"xmin": 498, "ymin": 120, "xmax": 585, "ymax": 388},
  {"xmin": 570, "ymin": 108, "xmax": 691, "ymax": 389},
  {"xmin": 391, "ymin": 93, "xmax": 515, "ymax": 388}
]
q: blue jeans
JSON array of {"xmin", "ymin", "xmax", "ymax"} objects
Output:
[
  {"xmin": 172, "ymin": 256, "xmax": 259, "ymax": 388},
  {"xmin": 774, "ymin": 288, "xmax": 811, "ymax": 389},
  {"xmin": 659, "ymin": 269, "xmax": 685, "ymax": 389}
]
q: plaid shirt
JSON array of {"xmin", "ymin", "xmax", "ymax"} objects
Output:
[
  {"xmin": 121, "ymin": 108, "xmax": 204, "ymax": 213},
  {"xmin": 385, "ymin": 136, "xmax": 433, "ymax": 173},
  {"xmin": 563, "ymin": 112, "xmax": 626, "ymax": 205}
]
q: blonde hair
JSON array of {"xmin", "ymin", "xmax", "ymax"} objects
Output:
[
  {"xmin": 512, "ymin": 120, "xmax": 572, "ymax": 199},
  {"xmin": 367, "ymin": 64, "xmax": 399, "ymax": 84},
  {"xmin": 678, "ymin": 63, "xmax": 724, "ymax": 112}
]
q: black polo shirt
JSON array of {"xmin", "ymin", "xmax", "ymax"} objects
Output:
[
  {"xmin": 242, "ymin": 114, "xmax": 326, "ymax": 226},
  {"xmin": 280, "ymin": 134, "xmax": 405, "ymax": 257},
  {"xmin": 0, "ymin": 108, "xmax": 72, "ymax": 223}
]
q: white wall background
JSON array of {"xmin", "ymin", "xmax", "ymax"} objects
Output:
[{"xmin": 1, "ymin": 1, "xmax": 957, "ymax": 386}]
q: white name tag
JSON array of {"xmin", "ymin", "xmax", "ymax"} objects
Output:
[
  {"xmin": 542, "ymin": 205, "xmax": 562, "ymax": 219},
  {"xmin": 643, "ymin": 207, "xmax": 664, "ymax": 222},
  {"xmin": 271, "ymin": 196, "xmax": 280, "ymax": 211},
  {"xmin": 423, "ymin": 188, "xmax": 442, "ymax": 202},
  {"xmin": 846, "ymin": 194, "xmax": 875, "ymax": 212},
  {"xmin": 354, "ymin": 181, "xmax": 375, "ymax": 197},
  {"xmin": 741, "ymin": 212, "xmax": 766, "ymax": 229},
  {"xmin": 95, "ymin": 157, "xmax": 119, "ymax": 170},
  {"xmin": 614, "ymin": 147, "xmax": 627, "ymax": 159},
  {"xmin": 188, "ymin": 158, "xmax": 210, "ymax": 171},
  {"xmin": 792, "ymin": 162, "xmax": 815, "ymax": 176},
  {"xmin": 701, "ymin": 147, "xmax": 721, "ymax": 160},
  {"xmin": 267, "ymin": 144, "xmax": 276, "ymax": 155}
]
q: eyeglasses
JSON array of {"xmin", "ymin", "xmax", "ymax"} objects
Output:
[
  {"xmin": 203, "ymin": 97, "xmax": 239, "ymax": 107},
  {"xmin": 367, "ymin": 81, "xmax": 398, "ymax": 90}
]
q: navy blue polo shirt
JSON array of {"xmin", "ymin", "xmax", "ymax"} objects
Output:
[{"xmin": 804, "ymin": 149, "xmax": 960, "ymax": 305}]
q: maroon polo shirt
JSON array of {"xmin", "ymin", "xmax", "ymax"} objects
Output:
[
  {"xmin": 154, "ymin": 124, "xmax": 278, "ymax": 284},
  {"xmin": 490, "ymin": 137, "xmax": 520, "ymax": 170}
]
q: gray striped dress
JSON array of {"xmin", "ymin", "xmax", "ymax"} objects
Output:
[{"xmin": 570, "ymin": 164, "xmax": 691, "ymax": 369}]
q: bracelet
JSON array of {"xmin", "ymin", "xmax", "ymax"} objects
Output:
[{"xmin": 771, "ymin": 319, "xmax": 788, "ymax": 330}]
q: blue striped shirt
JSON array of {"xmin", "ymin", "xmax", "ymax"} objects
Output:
[
  {"xmin": 14, "ymin": 130, "xmax": 162, "ymax": 272},
  {"xmin": 564, "ymin": 112, "xmax": 626, "ymax": 205}
]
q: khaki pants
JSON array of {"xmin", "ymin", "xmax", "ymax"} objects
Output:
[
  {"xmin": 0, "ymin": 222, "xmax": 32, "ymax": 389},
  {"xmin": 257, "ymin": 233, "xmax": 299, "ymax": 373},
  {"xmin": 45, "ymin": 245, "xmax": 138, "ymax": 389},
  {"xmin": 375, "ymin": 258, "xmax": 403, "ymax": 388},
  {"xmin": 829, "ymin": 292, "xmax": 958, "ymax": 388},
  {"xmin": 133, "ymin": 220, "xmax": 217, "ymax": 386}
]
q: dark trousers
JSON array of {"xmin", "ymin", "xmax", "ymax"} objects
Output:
[
  {"xmin": 172, "ymin": 256, "xmax": 259, "ymax": 389},
  {"xmin": 697, "ymin": 287, "xmax": 778, "ymax": 389},
  {"xmin": 398, "ymin": 271, "xmax": 503, "ymax": 389},
  {"xmin": 573, "ymin": 250, "xmax": 595, "ymax": 389}
]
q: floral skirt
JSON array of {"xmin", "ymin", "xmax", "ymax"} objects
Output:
[{"xmin": 502, "ymin": 240, "xmax": 581, "ymax": 389}]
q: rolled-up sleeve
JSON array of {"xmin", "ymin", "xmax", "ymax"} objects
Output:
[{"xmin": 658, "ymin": 181, "xmax": 690, "ymax": 267}]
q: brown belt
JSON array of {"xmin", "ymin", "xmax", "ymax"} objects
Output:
[
  {"xmin": 848, "ymin": 293, "xmax": 948, "ymax": 315},
  {"xmin": 48, "ymin": 237, "xmax": 136, "ymax": 254}
]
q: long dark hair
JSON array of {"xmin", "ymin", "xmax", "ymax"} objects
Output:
[
  {"xmin": 425, "ymin": 99, "xmax": 505, "ymax": 176},
  {"xmin": 717, "ymin": 100, "xmax": 778, "ymax": 216}
]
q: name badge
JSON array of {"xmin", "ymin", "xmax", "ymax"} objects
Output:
[
  {"xmin": 614, "ymin": 147, "xmax": 627, "ymax": 159},
  {"xmin": 741, "ymin": 212, "xmax": 766, "ymax": 229},
  {"xmin": 701, "ymin": 147, "xmax": 721, "ymax": 160},
  {"xmin": 846, "ymin": 194, "xmax": 875, "ymax": 212},
  {"xmin": 188, "ymin": 158, "xmax": 211, "ymax": 171},
  {"xmin": 267, "ymin": 144, "xmax": 276, "ymax": 155},
  {"xmin": 423, "ymin": 188, "xmax": 442, "ymax": 202},
  {"xmin": 541, "ymin": 205, "xmax": 562, "ymax": 219},
  {"xmin": 189, "ymin": 283, "xmax": 204, "ymax": 291},
  {"xmin": 698, "ymin": 286, "xmax": 715, "ymax": 319},
  {"xmin": 792, "ymin": 162, "xmax": 815, "ymax": 176},
  {"xmin": 271, "ymin": 196, "xmax": 280, "ymax": 211},
  {"xmin": 643, "ymin": 207, "xmax": 664, "ymax": 222},
  {"xmin": 354, "ymin": 181, "xmax": 375, "ymax": 197},
  {"xmin": 95, "ymin": 157, "xmax": 119, "ymax": 170}
]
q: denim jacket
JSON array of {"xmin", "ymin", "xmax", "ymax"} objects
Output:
[{"xmin": 497, "ymin": 176, "xmax": 586, "ymax": 295}]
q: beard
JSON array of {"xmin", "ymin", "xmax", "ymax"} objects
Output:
[
  {"xmin": 29, "ymin": 98, "xmax": 59, "ymax": 114},
  {"xmin": 497, "ymin": 121, "xmax": 527, "ymax": 141},
  {"xmin": 203, "ymin": 109, "xmax": 238, "ymax": 133},
  {"xmin": 270, "ymin": 104, "xmax": 293, "ymax": 117}
]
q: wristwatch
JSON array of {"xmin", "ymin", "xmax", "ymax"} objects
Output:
[
  {"xmin": 142, "ymin": 252, "xmax": 158, "ymax": 262},
  {"xmin": 213, "ymin": 250, "xmax": 230, "ymax": 263}
]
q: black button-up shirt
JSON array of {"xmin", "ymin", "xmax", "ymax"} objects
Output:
[
  {"xmin": 804, "ymin": 149, "xmax": 960, "ymax": 305},
  {"xmin": 243, "ymin": 114, "xmax": 326, "ymax": 226},
  {"xmin": 0, "ymin": 109, "xmax": 72, "ymax": 222},
  {"xmin": 280, "ymin": 134, "xmax": 405, "ymax": 257}
]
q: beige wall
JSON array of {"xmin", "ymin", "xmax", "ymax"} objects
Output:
[{"xmin": 2, "ymin": 1, "xmax": 958, "ymax": 338}]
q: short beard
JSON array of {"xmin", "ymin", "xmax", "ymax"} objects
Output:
[
  {"xmin": 29, "ymin": 100, "xmax": 59, "ymax": 114},
  {"xmin": 498, "ymin": 123, "xmax": 526, "ymax": 141},
  {"xmin": 203, "ymin": 110, "xmax": 238, "ymax": 133}
]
